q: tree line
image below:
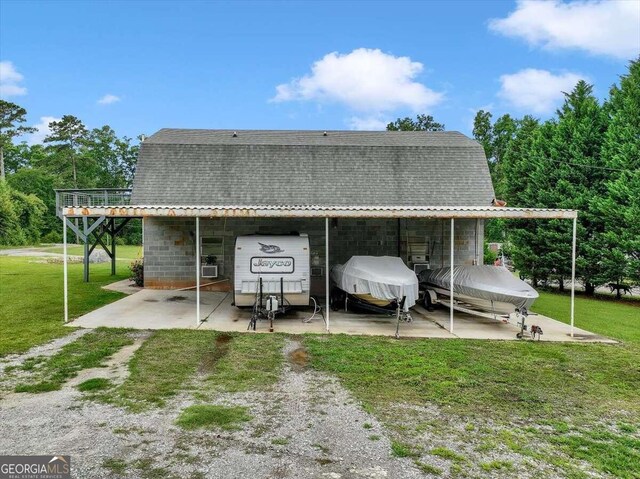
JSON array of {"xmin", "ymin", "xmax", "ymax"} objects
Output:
[
  {"xmin": 0, "ymin": 105, "xmax": 140, "ymax": 245},
  {"xmin": 472, "ymin": 60, "xmax": 639, "ymax": 296},
  {"xmin": 388, "ymin": 59, "xmax": 638, "ymax": 297}
]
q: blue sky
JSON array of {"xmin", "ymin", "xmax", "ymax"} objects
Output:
[{"xmin": 1, "ymin": 0, "xmax": 638, "ymax": 143}]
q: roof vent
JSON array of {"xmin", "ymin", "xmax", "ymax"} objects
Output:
[
  {"xmin": 323, "ymin": 131, "xmax": 328, "ymax": 136},
  {"xmin": 232, "ymin": 131, "xmax": 238, "ymax": 137}
]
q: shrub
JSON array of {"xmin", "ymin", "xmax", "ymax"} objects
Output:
[
  {"xmin": 0, "ymin": 181, "xmax": 25, "ymax": 245},
  {"xmin": 10, "ymin": 188, "xmax": 46, "ymax": 243},
  {"xmin": 129, "ymin": 258, "xmax": 144, "ymax": 286},
  {"xmin": 483, "ymin": 241, "xmax": 498, "ymax": 265},
  {"xmin": 41, "ymin": 230, "xmax": 62, "ymax": 243}
]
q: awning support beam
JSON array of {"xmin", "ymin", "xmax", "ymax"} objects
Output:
[
  {"xmin": 570, "ymin": 216, "xmax": 577, "ymax": 337},
  {"xmin": 196, "ymin": 217, "xmax": 201, "ymax": 327},
  {"xmin": 63, "ymin": 215, "xmax": 68, "ymax": 323},
  {"xmin": 325, "ymin": 217, "xmax": 330, "ymax": 332},
  {"xmin": 450, "ymin": 217, "xmax": 454, "ymax": 333}
]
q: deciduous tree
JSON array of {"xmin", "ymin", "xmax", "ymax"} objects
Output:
[
  {"xmin": 43, "ymin": 115, "xmax": 88, "ymax": 188},
  {"xmin": 386, "ymin": 114, "xmax": 444, "ymax": 131},
  {"xmin": 0, "ymin": 100, "xmax": 37, "ymax": 180}
]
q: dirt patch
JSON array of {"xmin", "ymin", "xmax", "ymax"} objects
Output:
[
  {"xmin": 198, "ymin": 333, "xmax": 233, "ymax": 374},
  {"xmin": 216, "ymin": 333, "xmax": 233, "ymax": 345},
  {"xmin": 143, "ymin": 299, "xmax": 159, "ymax": 303},
  {"xmin": 166, "ymin": 295, "xmax": 188, "ymax": 302},
  {"xmin": 288, "ymin": 347, "xmax": 309, "ymax": 370}
]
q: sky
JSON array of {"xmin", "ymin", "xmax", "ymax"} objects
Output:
[{"xmin": 1, "ymin": 0, "xmax": 639, "ymax": 144}]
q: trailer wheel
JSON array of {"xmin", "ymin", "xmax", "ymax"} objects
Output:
[
  {"xmin": 423, "ymin": 292, "xmax": 435, "ymax": 312},
  {"xmin": 330, "ymin": 287, "xmax": 344, "ymax": 311}
]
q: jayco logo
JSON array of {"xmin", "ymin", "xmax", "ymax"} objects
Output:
[
  {"xmin": 259, "ymin": 243, "xmax": 284, "ymax": 254},
  {"xmin": 250, "ymin": 257, "xmax": 294, "ymax": 274},
  {"xmin": 253, "ymin": 259, "xmax": 292, "ymax": 268}
]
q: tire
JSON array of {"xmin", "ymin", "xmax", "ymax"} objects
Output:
[{"xmin": 423, "ymin": 291, "xmax": 435, "ymax": 311}]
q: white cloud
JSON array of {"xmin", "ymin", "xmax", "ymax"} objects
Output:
[
  {"xmin": 0, "ymin": 61, "xmax": 27, "ymax": 97},
  {"xmin": 348, "ymin": 116, "xmax": 389, "ymax": 131},
  {"xmin": 97, "ymin": 94, "xmax": 121, "ymax": 105},
  {"xmin": 489, "ymin": 0, "xmax": 640, "ymax": 59},
  {"xmin": 498, "ymin": 68, "xmax": 585, "ymax": 114},
  {"xmin": 272, "ymin": 48, "xmax": 443, "ymax": 112},
  {"xmin": 24, "ymin": 116, "xmax": 61, "ymax": 145}
]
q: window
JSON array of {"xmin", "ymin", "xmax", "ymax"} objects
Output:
[{"xmin": 201, "ymin": 237, "xmax": 224, "ymax": 264}]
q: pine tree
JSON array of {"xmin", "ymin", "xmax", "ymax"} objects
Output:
[
  {"xmin": 545, "ymin": 80, "xmax": 608, "ymax": 294},
  {"xmin": 594, "ymin": 59, "xmax": 640, "ymax": 295}
]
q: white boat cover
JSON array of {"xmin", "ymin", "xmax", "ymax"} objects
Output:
[
  {"xmin": 331, "ymin": 256, "xmax": 419, "ymax": 311},
  {"xmin": 419, "ymin": 265, "xmax": 538, "ymax": 310}
]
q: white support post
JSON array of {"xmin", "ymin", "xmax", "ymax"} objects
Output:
[
  {"xmin": 63, "ymin": 216, "xmax": 69, "ymax": 323},
  {"xmin": 570, "ymin": 216, "xmax": 577, "ymax": 337},
  {"xmin": 325, "ymin": 217, "xmax": 330, "ymax": 332},
  {"xmin": 196, "ymin": 217, "xmax": 201, "ymax": 327},
  {"xmin": 450, "ymin": 217, "xmax": 454, "ymax": 333}
]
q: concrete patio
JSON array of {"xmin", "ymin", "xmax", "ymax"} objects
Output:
[{"xmin": 70, "ymin": 288, "xmax": 615, "ymax": 342}]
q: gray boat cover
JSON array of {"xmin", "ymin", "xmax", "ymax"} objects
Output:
[
  {"xmin": 331, "ymin": 256, "xmax": 419, "ymax": 311},
  {"xmin": 418, "ymin": 265, "xmax": 538, "ymax": 310}
]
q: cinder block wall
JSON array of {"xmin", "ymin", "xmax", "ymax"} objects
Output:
[{"xmin": 143, "ymin": 217, "xmax": 483, "ymax": 292}]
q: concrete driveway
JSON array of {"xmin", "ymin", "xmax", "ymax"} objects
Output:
[{"xmin": 70, "ymin": 288, "xmax": 614, "ymax": 342}]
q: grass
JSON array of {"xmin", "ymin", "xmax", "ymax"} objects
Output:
[
  {"xmin": 108, "ymin": 330, "xmax": 217, "ymax": 409},
  {"xmin": 480, "ymin": 460, "xmax": 513, "ymax": 471},
  {"xmin": 391, "ymin": 440, "xmax": 419, "ymax": 458},
  {"xmin": 415, "ymin": 461, "xmax": 442, "ymax": 475},
  {"xmin": 533, "ymin": 290, "xmax": 640, "ymax": 344},
  {"xmin": 431, "ymin": 447, "xmax": 466, "ymax": 463},
  {"xmin": 77, "ymin": 377, "xmax": 113, "ymax": 392},
  {"xmin": 204, "ymin": 333, "xmax": 285, "ymax": 392},
  {"xmin": 13, "ymin": 328, "xmax": 133, "ymax": 392},
  {"xmin": 102, "ymin": 458, "xmax": 127, "ymax": 475},
  {"xmin": 0, "ymin": 255, "xmax": 129, "ymax": 356},
  {"xmin": 101, "ymin": 330, "xmax": 285, "ymax": 410},
  {"xmin": 44, "ymin": 244, "xmax": 142, "ymax": 260},
  {"xmin": 271, "ymin": 437, "xmax": 290, "ymax": 445},
  {"xmin": 304, "ymin": 291, "xmax": 640, "ymax": 478},
  {"xmin": 305, "ymin": 335, "xmax": 640, "ymax": 420},
  {"xmin": 175, "ymin": 405, "xmax": 252, "ymax": 431}
]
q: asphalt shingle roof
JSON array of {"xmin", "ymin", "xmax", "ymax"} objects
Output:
[{"xmin": 131, "ymin": 129, "xmax": 495, "ymax": 207}]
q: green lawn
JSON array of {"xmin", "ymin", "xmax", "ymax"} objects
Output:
[
  {"xmin": 304, "ymin": 293, "xmax": 640, "ymax": 478},
  {"xmin": 0, "ymin": 255, "xmax": 129, "ymax": 356},
  {"xmin": 101, "ymin": 330, "xmax": 285, "ymax": 411},
  {"xmin": 42, "ymin": 244, "xmax": 143, "ymax": 260},
  {"xmin": 533, "ymin": 290, "xmax": 640, "ymax": 344}
]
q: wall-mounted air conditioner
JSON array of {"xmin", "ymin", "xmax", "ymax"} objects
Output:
[{"xmin": 201, "ymin": 265, "xmax": 218, "ymax": 278}]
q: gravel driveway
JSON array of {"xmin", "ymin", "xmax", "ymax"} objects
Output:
[{"xmin": 0, "ymin": 336, "xmax": 423, "ymax": 479}]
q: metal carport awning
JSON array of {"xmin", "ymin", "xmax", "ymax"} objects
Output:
[
  {"xmin": 62, "ymin": 204, "xmax": 577, "ymax": 220},
  {"xmin": 61, "ymin": 204, "xmax": 578, "ymax": 339}
]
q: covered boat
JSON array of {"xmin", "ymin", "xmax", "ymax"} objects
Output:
[
  {"xmin": 418, "ymin": 265, "xmax": 538, "ymax": 314},
  {"xmin": 330, "ymin": 256, "xmax": 419, "ymax": 312}
]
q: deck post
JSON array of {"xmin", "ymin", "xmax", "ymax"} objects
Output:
[
  {"xmin": 325, "ymin": 217, "xmax": 330, "ymax": 332},
  {"xmin": 450, "ymin": 217, "xmax": 454, "ymax": 333},
  {"xmin": 63, "ymin": 216, "xmax": 69, "ymax": 323},
  {"xmin": 570, "ymin": 215, "xmax": 577, "ymax": 337},
  {"xmin": 196, "ymin": 216, "xmax": 200, "ymax": 326},
  {"xmin": 83, "ymin": 217, "xmax": 89, "ymax": 282},
  {"xmin": 111, "ymin": 219, "xmax": 117, "ymax": 276}
]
